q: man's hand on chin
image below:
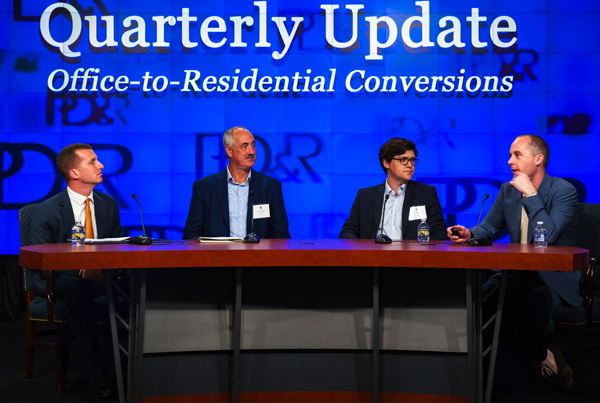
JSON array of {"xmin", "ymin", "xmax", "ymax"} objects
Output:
[{"xmin": 510, "ymin": 172, "xmax": 537, "ymax": 197}]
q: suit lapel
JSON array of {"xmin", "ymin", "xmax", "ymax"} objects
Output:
[
  {"xmin": 372, "ymin": 182, "xmax": 385, "ymax": 237},
  {"xmin": 526, "ymin": 202, "xmax": 533, "ymax": 243},
  {"xmin": 510, "ymin": 186, "xmax": 534, "ymax": 243},
  {"xmin": 247, "ymin": 170, "xmax": 258, "ymax": 232},
  {"xmin": 401, "ymin": 181, "xmax": 416, "ymax": 239},
  {"xmin": 537, "ymin": 172, "xmax": 552, "ymax": 201},
  {"xmin": 216, "ymin": 169, "xmax": 230, "ymax": 234},
  {"xmin": 58, "ymin": 189, "xmax": 75, "ymax": 233},
  {"xmin": 513, "ymin": 174, "xmax": 551, "ymax": 243},
  {"xmin": 526, "ymin": 173, "xmax": 552, "ymax": 243},
  {"xmin": 508, "ymin": 186, "xmax": 526, "ymax": 243},
  {"xmin": 93, "ymin": 191, "xmax": 108, "ymax": 239}
]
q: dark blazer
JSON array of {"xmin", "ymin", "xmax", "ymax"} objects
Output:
[
  {"xmin": 339, "ymin": 180, "xmax": 447, "ymax": 241},
  {"xmin": 31, "ymin": 188, "xmax": 123, "ymax": 298},
  {"xmin": 183, "ymin": 169, "xmax": 290, "ymax": 240},
  {"xmin": 473, "ymin": 173, "xmax": 581, "ymax": 306}
]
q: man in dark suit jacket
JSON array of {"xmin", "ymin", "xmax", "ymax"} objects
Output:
[
  {"xmin": 339, "ymin": 138, "xmax": 447, "ymax": 241},
  {"xmin": 449, "ymin": 135, "xmax": 578, "ymax": 390},
  {"xmin": 183, "ymin": 126, "xmax": 290, "ymax": 240},
  {"xmin": 31, "ymin": 143, "xmax": 122, "ymax": 398}
]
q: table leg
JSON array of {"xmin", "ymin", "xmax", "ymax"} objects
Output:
[
  {"xmin": 476, "ymin": 270, "xmax": 484, "ymax": 401},
  {"xmin": 132, "ymin": 268, "xmax": 147, "ymax": 403},
  {"xmin": 484, "ymin": 270, "xmax": 507, "ymax": 403},
  {"xmin": 372, "ymin": 267, "xmax": 380, "ymax": 403},
  {"xmin": 466, "ymin": 269, "xmax": 484, "ymax": 402},
  {"xmin": 468, "ymin": 268, "xmax": 508, "ymax": 403},
  {"xmin": 232, "ymin": 267, "xmax": 243, "ymax": 403},
  {"xmin": 104, "ymin": 270, "xmax": 125, "ymax": 403},
  {"xmin": 127, "ymin": 269, "xmax": 137, "ymax": 402}
]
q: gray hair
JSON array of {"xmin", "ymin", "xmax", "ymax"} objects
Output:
[{"xmin": 223, "ymin": 126, "xmax": 249, "ymax": 147}]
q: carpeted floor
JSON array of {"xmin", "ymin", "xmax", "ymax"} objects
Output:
[
  {"xmin": 1, "ymin": 321, "xmax": 599, "ymax": 403},
  {"xmin": 0, "ymin": 322, "xmax": 118, "ymax": 403}
]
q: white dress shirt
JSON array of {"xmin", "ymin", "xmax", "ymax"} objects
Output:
[
  {"xmin": 67, "ymin": 186, "xmax": 98, "ymax": 238},
  {"xmin": 380, "ymin": 181, "xmax": 406, "ymax": 241},
  {"xmin": 227, "ymin": 166, "xmax": 251, "ymax": 238}
]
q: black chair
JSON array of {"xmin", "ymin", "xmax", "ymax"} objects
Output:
[
  {"xmin": 19, "ymin": 203, "xmax": 69, "ymax": 393},
  {"xmin": 553, "ymin": 203, "xmax": 600, "ymax": 395}
]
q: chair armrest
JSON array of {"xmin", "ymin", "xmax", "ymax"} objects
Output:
[
  {"xmin": 46, "ymin": 270, "xmax": 56, "ymax": 324},
  {"xmin": 583, "ymin": 258, "xmax": 596, "ymax": 324}
]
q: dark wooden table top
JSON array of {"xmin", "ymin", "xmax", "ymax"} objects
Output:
[{"xmin": 19, "ymin": 239, "xmax": 589, "ymax": 272}]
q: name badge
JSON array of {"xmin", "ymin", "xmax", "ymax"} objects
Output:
[
  {"xmin": 253, "ymin": 204, "xmax": 270, "ymax": 219},
  {"xmin": 408, "ymin": 205, "xmax": 427, "ymax": 221}
]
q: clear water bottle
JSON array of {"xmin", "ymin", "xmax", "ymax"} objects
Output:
[
  {"xmin": 533, "ymin": 221, "xmax": 547, "ymax": 248},
  {"xmin": 417, "ymin": 219, "xmax": 430, "ymax": 243},
  {"xmin": 71, "ymin": 220, "xmax": 86, "ymax": 246}
]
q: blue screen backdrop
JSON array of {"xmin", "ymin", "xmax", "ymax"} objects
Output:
[{"xmin": 1, "ymin": 0, "xmax": 598, "ymax": 253}]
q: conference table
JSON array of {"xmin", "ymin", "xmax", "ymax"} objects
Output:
[{"xmin": 19, "ymin": 239, "xmax": 589, "ymax": 403}]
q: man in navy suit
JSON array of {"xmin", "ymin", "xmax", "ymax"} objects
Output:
[
  {"xmin": 449, "ymin": 135, "xmax": 579, "ymax": 390},
  {"xmin": 32, "ymin": 143, "xmax": 122, "ymax": 398},
  {"xmin": 339, "ymin": 137, "xmax": 447, "ymax": 241},
  {"xmin": 183, "ymin": 126, "xmax": 290, "ymax": 240}
]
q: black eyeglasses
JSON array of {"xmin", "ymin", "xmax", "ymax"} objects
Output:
[{"xmin": 392, "ymin": 157, "xmax": 419, "ymax": 166}]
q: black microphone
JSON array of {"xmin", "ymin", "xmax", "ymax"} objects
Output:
[
  {"xmin": 468, "ymin": 193, "xmax": 492, "ymax": 247},
  {"xmin": 129, "ymin": 194, "xmax": 152, "ymax": 245},
  {"xmin": 375, "ymin": 194, "xmax": 392, "ymax": 244},
  {"xmin": 244, "ymin": 190, "xmax": 260, "ymax": 243}
]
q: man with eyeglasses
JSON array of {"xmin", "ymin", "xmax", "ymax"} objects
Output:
[
  {"xmin": 339, "ymin": 137, "xmax": 447, "ymax": 240},
  {"xmin": 448, "ymin": 134, "xmax": 579, "ymax": 391}
]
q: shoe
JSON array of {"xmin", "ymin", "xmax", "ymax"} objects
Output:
[
  {"xmin": 533, "ymin": 349, "xmax": 573, "ymax": 391},
  {"xmin": 534, "ymin": 361, "xmax": 554, "ymax": 381},
  {"xmin": 90, "ymin": 369, "xmax": 113, "ymax": 398},
  {"xmin": 556, "ymin": 363, "xmax": 573, "ymax": 391}
]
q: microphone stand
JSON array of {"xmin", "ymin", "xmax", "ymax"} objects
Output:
[
  {"xmin": 468, "ymin": 194, "xmax": 492, "ymax": 247},
  {"xmin": 244, "ymin": 190, "xmax": 260, "ymax": 243},
  {"xmin": 130, "ymin": 194, "xmax": 152, "ymax": 245},
  {"xmin": 375, "ymin": 194, "xmax": 392, "ymax": 244}
]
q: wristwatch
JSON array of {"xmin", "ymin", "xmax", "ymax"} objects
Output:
[{"xmin": 529, "ymin": 192, "xmax": 538, "ymax": 198}]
